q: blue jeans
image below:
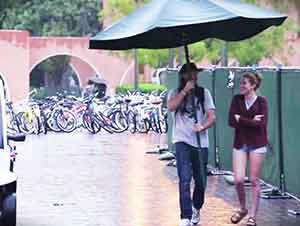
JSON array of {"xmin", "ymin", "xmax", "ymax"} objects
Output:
[{"xmin": 175, "ymin": 142, "xmax": 208, "ymax": 219}]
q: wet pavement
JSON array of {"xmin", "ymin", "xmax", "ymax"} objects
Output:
[{"xmin": 13, "ymin": 132, "xmax": 300, "ymax": 226}]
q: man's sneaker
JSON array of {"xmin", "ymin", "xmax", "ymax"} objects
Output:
[
  {"xmin": 191, "ymin": 207, "xmax": 200, "ymax": 225},
  {"xmin": 179, "ymin": 218, "xmax": 191, "ymax": 226}
]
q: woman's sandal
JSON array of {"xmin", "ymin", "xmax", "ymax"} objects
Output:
[
  {"xmin": 246, "ymin": 217, "xmax": 257, "ymax": 226},
  {"xmin": 230, "ymin": 209, "xmax": 248, "ymax": 224}
]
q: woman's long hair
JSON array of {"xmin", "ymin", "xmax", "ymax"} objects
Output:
[{"xmin": 176, "ymin": 73, "xmax": 204, "ymax": 115}]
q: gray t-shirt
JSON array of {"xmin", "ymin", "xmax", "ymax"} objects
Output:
[{"xmin": 168, "ymin": 88, "xmax": 215, "ymax": 148}]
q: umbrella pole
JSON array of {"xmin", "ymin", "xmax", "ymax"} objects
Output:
[
  {"xmin": 184, "ymin": 45, "xmax": 190, "ymax": 63},
  {"xmin": 184, "ymin": 44, "xmax": 206, "ymax": 189},
  {"xmin": 134, "ymin": 49, "xmax": 139, "ymax": 91}
]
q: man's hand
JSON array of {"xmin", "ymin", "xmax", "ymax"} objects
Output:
[
  {"xmin": 193, "ymin": 123, "xmax": 205, "ymax": 132},
  {"xmin": 183, "ymin": 80, "xmax": 195, "ymax": 93}
]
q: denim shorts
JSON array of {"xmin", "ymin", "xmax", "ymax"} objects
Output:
[{"xmin": 234, "ymin": 145, "xmax": 267, "ymax": 154}]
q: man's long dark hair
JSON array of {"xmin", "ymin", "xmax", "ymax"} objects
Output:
[{"xmin": 176, "ymin": 73, "xmax": 204, "ymax": 115}]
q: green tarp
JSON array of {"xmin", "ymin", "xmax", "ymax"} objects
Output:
[{"xmin": 166, "ymin": 67, "xmax": 300, "ymax": 197}]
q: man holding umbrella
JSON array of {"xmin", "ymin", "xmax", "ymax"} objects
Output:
[{"xmin": 167, "ymin": 62, "xmax": 216, "ymax": 226}]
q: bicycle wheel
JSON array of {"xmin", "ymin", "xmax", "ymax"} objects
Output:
[
  {"xmin": 82, "ymin": 112, "xmax": 101, "ymax": 134},
  {"xmin": 108, "ymin": 110, "xmax": 128, "ymax": 133},
  {"xmin": 93, "ymin": 114, "xmax": 114, "ymax": 134},
  {"xmin": 149, "ymin": 114, "xmax": 161, "ymax": 133},
  {"xmin": 127, "ymin": 111, "xmax": 137, "ymax": 133},
  {"xmin": 7, "ymin": 115, "xmax": 21, "ymax": 133},
  {"xmin": 158, "ymin": 117, "xmax": 168, "ymax": 133},
  {"xmin": 18, "ymin": 112, "xmax": 36, "ymax": 134},
  {"xmin": 47, "ymin": 110, "xmax": 62, "ymax": 132},
  {"xmin": 136, "ymin": 118, "xmax": 150, "ymax": 133},
  {"xmin": 56, "ymin": 110, "xmax": 77, "ymax": 133}
]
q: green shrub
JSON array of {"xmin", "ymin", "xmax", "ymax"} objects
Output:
[{"xmin": 116, "ymin": 83, "xmax": 167, "ymax": 94}]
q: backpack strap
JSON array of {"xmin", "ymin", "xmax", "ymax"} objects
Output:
[{"xmin": 198, "ymin": 86, "xmax": 205, "ymax": 115}]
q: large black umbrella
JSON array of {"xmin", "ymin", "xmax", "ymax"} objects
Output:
[{"xmin": 90, "ymin": 0, "xmax": 287, "ymax": 54}]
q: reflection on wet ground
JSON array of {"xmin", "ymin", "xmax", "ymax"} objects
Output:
[{"xmin": 14, "ymin": 132, "xmax": 300, "ymax": 226}]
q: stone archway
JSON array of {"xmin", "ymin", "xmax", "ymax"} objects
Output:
[
  {"xmin": 29, "ymin": 53, "xmax": 102, "ymax": 88},
  {"xmin": 29, "ymin": 54, "xmax": 102, "ymax": 98}
]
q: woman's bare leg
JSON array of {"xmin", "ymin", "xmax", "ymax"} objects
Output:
[
  {"xmin": 249, "ymin": 152, "xmax": 265, "ymax": 219},
  {"xmin": 233, "ymin": 150, "xmax": 248, "ymax": 211}
]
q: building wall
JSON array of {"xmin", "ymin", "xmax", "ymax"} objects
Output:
[
  {"xmin": 70, "ymin": 56, "xmax": 96, "ymax": 87},
  {"xmin": 0, "ymin": 30, "xmax": 30, "ymax": 102}
]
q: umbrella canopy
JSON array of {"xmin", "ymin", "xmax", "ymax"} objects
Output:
[{"xmin": 89, "ymin": 0, "xmax": 287, "ymax": 50}]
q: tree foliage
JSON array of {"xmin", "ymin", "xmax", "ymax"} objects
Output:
[
  {"xmin": 116, "ymin": 83, "xmax": 166, "ymax": 94},
  {"xmin": 31, "ymin": 55, "xmax": 82, "ymax": 96},
  {"xmin": 138, "ymin": 49, "xmax": 169, "ymax": 68},
  {"xmin": 1, "ymin": 0, "xmax": 102, "ymax": 36},
  {"xmin": 102, "ymin": 0, "xmax": 150, "ymax": 21},
  {"xmin": 0, "ymin": 0, "xmax": 21, "ymax": 28},
  {"xmin": 38, "ymin": 55, "xmax": 71, "ymax": 86}
]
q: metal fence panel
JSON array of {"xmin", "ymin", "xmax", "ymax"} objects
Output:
[
  {"xmin": 198, "ymin": 70, "xmax": 216, "ymax": 166},
  {"xmin": 214, "ymin": 69, "xmax": 235, "ymax": 171},
  {"xmin": 257, "ymin": 69, "xmax": 280, "ymax": 187},
  {"xmin": 282, "ymin": 69, "xmax": 300, "ymax": 197}
]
